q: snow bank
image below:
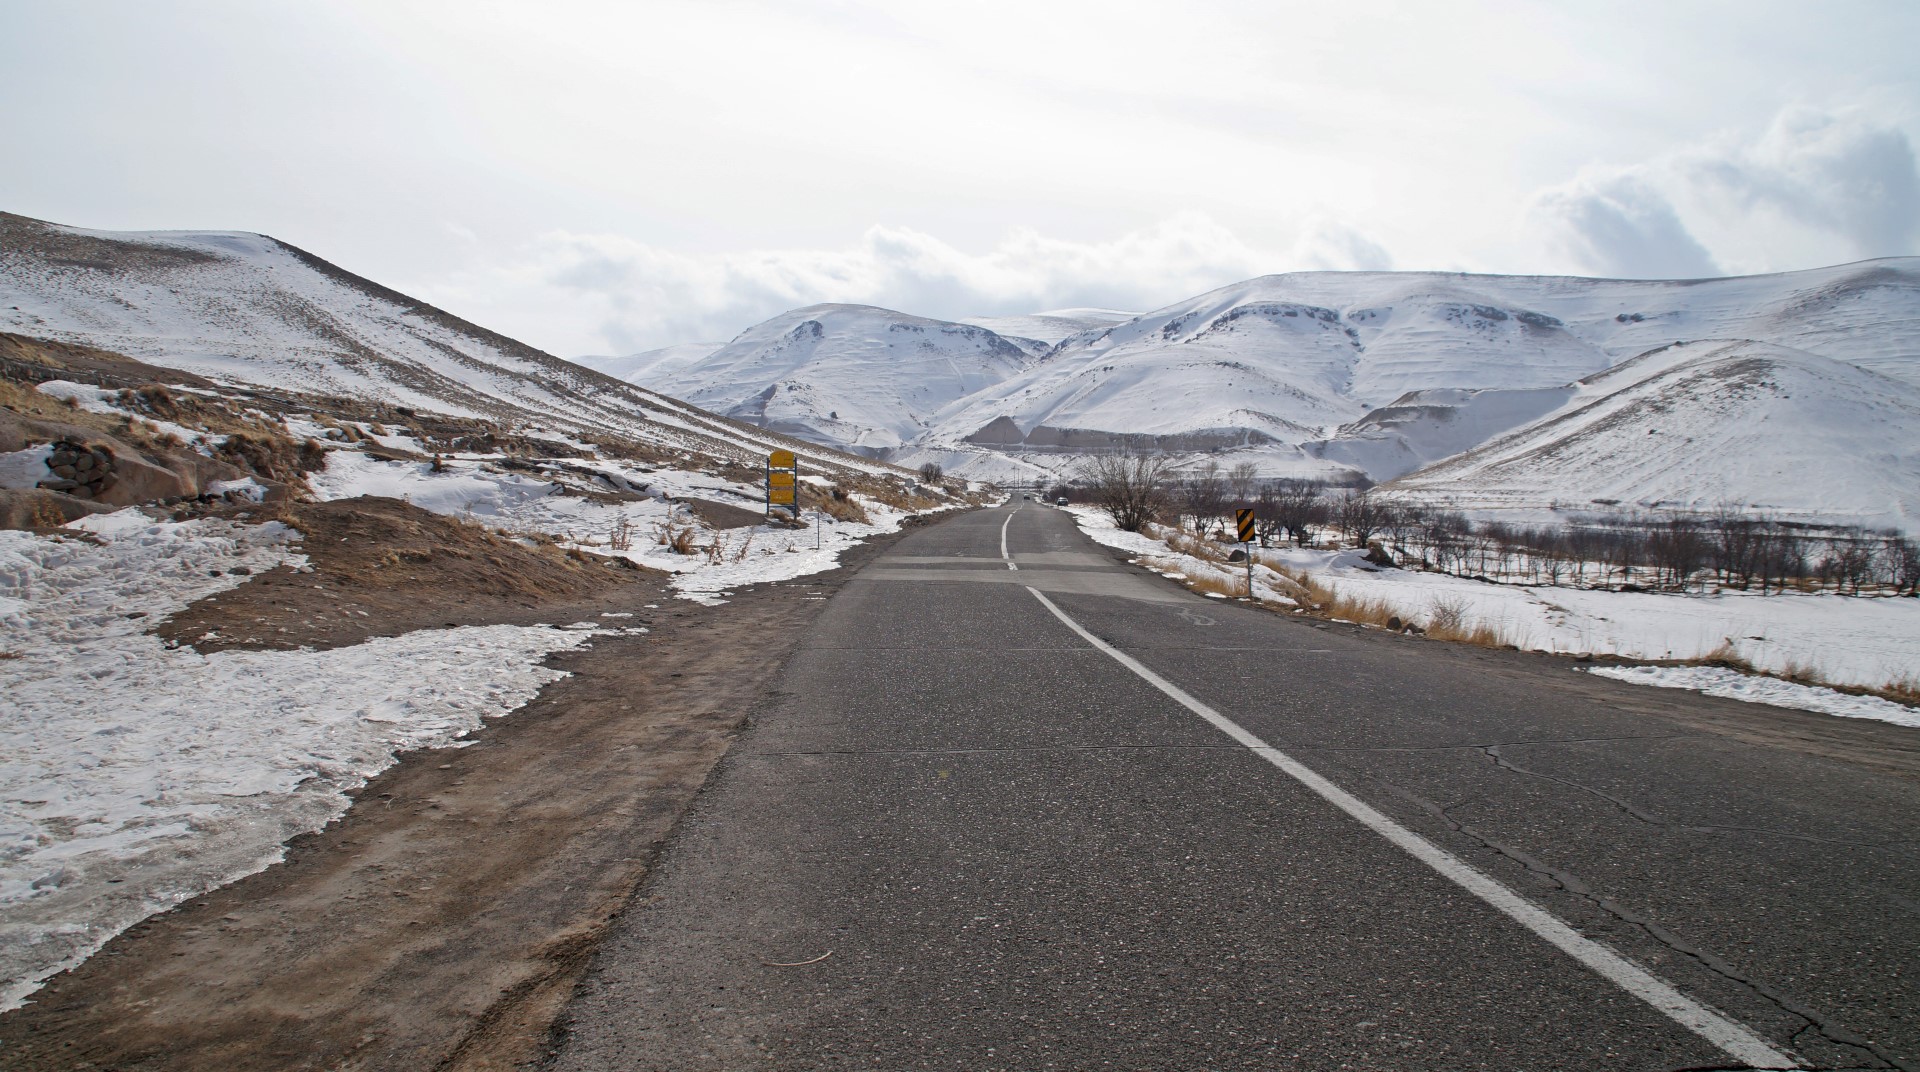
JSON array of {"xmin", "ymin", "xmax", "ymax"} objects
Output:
[
  {"xmin": 0, "ymin": 511, "xmax": 611, "ymax": 1011},
  {"xmin": 1065, "ymin": 505, "xmax": 1920, "ymax": 719},
  {"xmin": 1584, "ymin": 666, "xmax": 1920, "ymax": 729}
]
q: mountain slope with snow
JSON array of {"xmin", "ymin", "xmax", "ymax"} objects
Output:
[
  {"xmin": 0, "ymin": 213, "xmax": 894, "ymax": 479},
  {"xmin": 1387, "ymin": 340, "xmax": 1920, "ymax": 531},
  {"xmin": 958, "ymin": 308, "xmax": 1137, "ymax": 348},
  {"xmin": 918, "ymin": 262, "xmax": 1920, "ymax": 457},
  {"xmin": 574, "ymin": 341, "xmax": 721, "ymax": 385},
  {"xmin": 638, "ymin": 304, "xmax": 1038, "ymax": 456},
  {"xmin": 884, "ymin": 261, "xmax": 1920, "ymax": 494}
]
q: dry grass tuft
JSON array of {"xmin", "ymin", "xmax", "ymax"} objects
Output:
[
  {"xmin": 1878, "ymin": 673, "xmax": 1920, "ymax": 706},
  {"xmin": 657, "ymin": 520, "xmax": 698, "ymax": 555},
  {"xmin": 1323, "ymin": 592, "xmax": 1402, "ymax": 629},
  {"xmin": 1184, "ymin": 572, "xmax": 1244, "ymax": 598},
  {"xmin": 813, "ymin": 486, "xmax": 872, "ymax": 524},
  {"xmin": 1154, "ymin": 525, "xmax": 1229, "ymax": 563},
  {"xmin": 26, "ymin": 498, "xmax": 67, "ymax": 529},
  {"xmin": 1780, "ymin": 659, "xmax": 1827, "ymax": 687},
  {"xmin": 1697, "ymin": 640, "xmax": 1759, "ymax": 674}
]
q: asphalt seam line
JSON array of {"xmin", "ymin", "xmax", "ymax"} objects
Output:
[
  {"xmin": 1023, "ymin": 584, "xmax": 1795, "ymax": 1071},
  {"xmin": 1000, "ymin": 512, "xmax": 1017, "ymax": 571}
]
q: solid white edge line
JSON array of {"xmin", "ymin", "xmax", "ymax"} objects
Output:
[
  {"xmin": 1000, "ymin": 511, "xmax": 1017, "ymax": 571},
  {"xmin": 1023, "ymin": 585, "xmax": 1796, "ymax": 1070}
]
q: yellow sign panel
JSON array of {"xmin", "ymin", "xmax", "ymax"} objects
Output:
[
  {"xmin": 769, "ymin": 450, "xmax": 797, "ymax": 468},
  {"xmin": 768, "ymin": 471, "xmax": 795, "ymax": 488},
  {"xmin": 1236, "ymin": 508, "xmax": 1257, "ymax": 543},
  {"xmin": 768, "ymin": 487, "xmax": 797, "ymax": 504}
]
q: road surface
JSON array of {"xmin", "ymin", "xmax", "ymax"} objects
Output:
[{"xmin": 549, "ymin": 500, "xmax": 1920, "ymax": 1071}]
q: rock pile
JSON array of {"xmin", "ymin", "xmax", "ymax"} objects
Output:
[{"xmin": 37, "ymin": 440, "xmax": 117, "ymax": 500}]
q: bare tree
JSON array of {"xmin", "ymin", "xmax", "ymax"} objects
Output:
[
  {"xmin": 1227, "ymin": 461, "xmax": 1259, "ymax": 507},
  {"xmin": 1176, "ymin": 461, "xmax": 1226, "ymax": 535},
  {"xmin": 1080, "ymin": 451, "xmax": 1173, "ymax": 532},
  {"xmin": 1259, "ymin": 480, "xmax": 1325, "ymax": 547},
  {"xmin": 1889, "ymin": 536, "xmax": 1920, "ymax": 596},
  {"xmin": 917, "ymin": 461, "xmax": 944, "ymax": 484},
  {"xmin": 1333, "ymin": 488, "xmax": 1393, "ymax": 547}
]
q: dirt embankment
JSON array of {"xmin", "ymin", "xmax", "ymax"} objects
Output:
[
  {"xmin": 0, "ymin": 497, "xmax": 926, "ymax": 1071},
  {"xmin": 156, "ymin": 496, "xmax": 652, "ymax": 653}
]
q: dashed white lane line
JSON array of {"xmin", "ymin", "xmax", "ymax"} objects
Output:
[
  {"xmin": 1000, "ymin": 512, "xmax": 1018, "ymax": 571},
  {"xmin": 1023, "ymin": 585, "xmax": 1796, "ymax": 1071}
]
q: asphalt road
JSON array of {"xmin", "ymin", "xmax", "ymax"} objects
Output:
[{"xmin": 548, "ymin": 500, "xmax": 1920, "ymax": 1071}]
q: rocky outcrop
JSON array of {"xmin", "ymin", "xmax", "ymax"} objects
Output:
[{"xmin": 36, "ymin": 440, "xmax": 118, "ymax": 500}]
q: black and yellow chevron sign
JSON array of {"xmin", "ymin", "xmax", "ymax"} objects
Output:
[{"xmin": 1235, "ymin": 508, "xmax": 1256, "ymax": 543}]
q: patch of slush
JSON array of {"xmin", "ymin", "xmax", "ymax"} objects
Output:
[
  {"xmin": 0, "ymin": 510, "xmax": 601, "ymax": 1011},
  {"xmin": 1583, "ymin": 666, "xmax": 1920, "ymax": 729}
]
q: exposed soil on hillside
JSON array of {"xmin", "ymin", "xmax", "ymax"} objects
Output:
[
  {"xmin": 0, "ymin": 501, "xmax": 928, "ymax": 1072},
  {"xmin": 156, "ymin": 496, "xmax": 658, "ymax": 654}
]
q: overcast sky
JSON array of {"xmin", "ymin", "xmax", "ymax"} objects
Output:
[{"xmin": 5, "ymin": 1, "xmax": 1919, "ymax": 356}]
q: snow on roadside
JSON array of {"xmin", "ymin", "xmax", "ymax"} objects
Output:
[
  {"xmin": 0, "ymin": 511, "xmax": 613, "ymax": 1011},
  {"xmin": 1069, "ymin": 506, "xmax": 1299, "ymax": 606},
  {"xmin": 1583, "ymin": 666, "xmax": 1920, "ymax": 728},
  {"xmin": 309, "ymin": 449, "xmax": 954, "ymax": 605},
  {"xmin": 1063, "ymin": 505, "xmax": 1920, "ymax": 725},
  {"xmin": 665, "ymin": 502, "xmax": 923, "ymax": 605}
]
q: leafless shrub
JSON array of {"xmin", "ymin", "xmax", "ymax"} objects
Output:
[
  {"xmin": 1426, "ymin": 595, "xmax": 1469, "ymax": 635},
  {"xmin": 608, "ymin": 515, "xmax": 635, "ymax": 552},
  {"xmin": 1079, "ymin": 450, "xmax": 1172, "ymax": 532}
]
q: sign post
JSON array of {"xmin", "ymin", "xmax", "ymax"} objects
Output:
[
  {"xmin": 1236, "ymin": 507, "xmax": 1257, "ymax": 599},
  {"xmin": 767, "ymin": 450, "xmax": 799, "ymax": 523}
]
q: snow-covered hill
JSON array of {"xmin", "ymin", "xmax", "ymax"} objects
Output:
[
  {"xmin": 574, "ymin": 341, "xmax": 721, "ymax": 385},
  {"xmin": 915, "ymin": 262, "xmax": 1919, "ymax": 462},
  {"xmin": 0, "ymin": 213, "xmax": 894, "ymax": 479},
  {"xmin": 638, "ymin": 304, "xmax": 1038, "ymax": 456},
  {"xmin": 958, "ymin": 308, "xmax": 1136, "ymax": 348},
  {"xmin": 878, "ymin": 261, "xmax": 1920, "ymax": 500},
  {"xmin": 1386, "ymin": 340, "xmax": 1920, "ymax": 531}
]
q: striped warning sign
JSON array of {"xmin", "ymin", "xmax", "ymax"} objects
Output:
[{"xmin": 1236, "ymin": 508, "xmax": 1256, "ymax": 543}]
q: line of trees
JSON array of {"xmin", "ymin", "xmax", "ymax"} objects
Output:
[{"xmin": 1073, "ymin": 456, "xmax": 1919, "ymax": 597}]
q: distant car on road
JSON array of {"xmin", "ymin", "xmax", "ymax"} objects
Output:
[{"xmin": 1056, "ymin": 496, "xmax": 1069, "ymax": 506}]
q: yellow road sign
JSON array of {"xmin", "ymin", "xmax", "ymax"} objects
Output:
[
  {"xmin": 1236, "ymin": 508, "xmax": 1256, "ymax": 543},
  {"xmin": 768, "ymin": 471, "xmax": 795, "ymax": 488},
  {"xmin": 769, "ymin": 449, "xmax": 796, "ymax": 468},
  {"xmin": 769, "ymin": 487, "xmax": 796, "ymax": 504}
]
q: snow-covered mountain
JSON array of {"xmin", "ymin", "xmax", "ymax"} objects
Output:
[
  {"xmin": 0, "ymin": 213, "xmax": 894, "ymax": 479},
  {"xmin": 913, "ymin": 262, "xmax": 1920, "ymax": 469},
  {"xmin": 632, "ymin": 258, "xmax": 1915, "ymax": 526},
  {"xmin": 957, "ymin": 308, "xmax": 1137, "ymax": 348},
  {"xmin": 574, "ymin": 341, "xmax": 722, "ymax": 385},
  {"xmin": 1386, "ymin": 340, "xmax": 1920, "ymax": 532},
  {"xmin": 637, "ymin": 304, "xmax": 1038, "ymax": 457}
]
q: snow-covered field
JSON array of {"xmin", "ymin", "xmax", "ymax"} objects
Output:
[
  {"xmin": 1066, "ymin": 506, "xmax": 1920, "ymax": 726},
  {"xmin": 0, "ymin": 510, "xmax": 635, "ymax": 1010}
]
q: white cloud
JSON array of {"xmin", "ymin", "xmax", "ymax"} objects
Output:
[
  {"xmin": 1288, "ymin": 217, "xmax": 1396, "ymax": 272},
  {"xmin": 1529, "ymin": 173, "xmax": 1721, "ymax": 279},
  {"xmin": 419, "ymin": 213, "xmax": 1393, "ymax": 356},
  {"xmin": 1683, "ymin": 107, "xmax": 1920, "ymax": 260},
  {"xmin": 1527, "ymin": 106, "xmax": 1920, "ymax": 279}
]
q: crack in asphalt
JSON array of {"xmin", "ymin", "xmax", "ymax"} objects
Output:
[
  {"xmin": 1308, "ymin": 733, "xmax": 1697, "ymax": 754},
  {"xmin": 1476, "ymin": 744, "xmax": 1920, "ymax": 857},
  {"xmin": 1373, "ymin": 779, "xmax": 1904, "ymax": 1072}
]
